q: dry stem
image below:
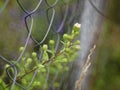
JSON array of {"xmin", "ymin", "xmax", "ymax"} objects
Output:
[{"xmin": 75, "ymin": 45, "xmax": 96, "ymax": 90}]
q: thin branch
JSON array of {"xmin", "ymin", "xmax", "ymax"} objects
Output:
[{"xmin": 75, "ymin": 45, "xmax": 96, "ymax": 90}]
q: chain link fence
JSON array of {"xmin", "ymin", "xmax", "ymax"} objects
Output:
[
  {"xmin": 0, "ymin": 0, "xmax": 82, "ymax": 90},
  {"xmin": 0, "ymin": 0, "xmax": 109, "ymax": 90}
]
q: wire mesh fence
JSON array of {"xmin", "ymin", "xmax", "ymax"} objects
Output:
[{"xmin": 0, "ymin": 0, "xmax": 81, "ymax": 90}]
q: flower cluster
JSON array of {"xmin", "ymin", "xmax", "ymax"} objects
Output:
[{"xmin": 1, "ymin": 23, "xmax": 81, "ymax": 90}]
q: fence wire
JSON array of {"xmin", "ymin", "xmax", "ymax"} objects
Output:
[
  {"xmin": 0, "ymin": 0, "xmax": 81, "ymax": 90},
  {"xmin": 0, "ymin": 0, "xmax": 106, "ymax": 90}
]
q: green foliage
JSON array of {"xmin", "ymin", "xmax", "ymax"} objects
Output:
[
  {"xmin": 0, "ymin": 23, "xmax": 81, "ymax": 90},
  {"xmin": 91, "ymin": 23, "xmax": 120, "ymax": 90}
]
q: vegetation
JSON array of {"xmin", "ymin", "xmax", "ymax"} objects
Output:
[{"xmin": 0, "ymin": 23, "xmax": 81, "ymax": 90}]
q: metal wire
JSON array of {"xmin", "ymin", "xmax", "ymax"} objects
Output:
[
  {"xmin": 88, "ymin": 0, "xmax": 108, "ymax": 19},
  {"xmin": 0, "ymin": 0, "xmax": 82, "ymax": 90}
]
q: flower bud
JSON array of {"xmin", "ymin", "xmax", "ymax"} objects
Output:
[
  {"xmin": 27, "ymin": 58, "xmax": 32, "ymax": 63},
  {"xmin": 49, "ymin": 40, "xmax": 55, "ymax": 45},
  {"xmin": 73, "ymin": 23, "xmax": 81, "ymax": 32},
  {"xmin": 43, "ymin": 44, "xmax": 48, "ymax": 50},
  {"xmin": 63, "ymin": 34, "xmax": 68, "ymax": 40},
  {"xmin": 65, "ymin": 48, "xmax": 70, "ymax": 53},
  {"xmin": 32, "ymin": 52, "xmax": 37, "ymax": 57},
  {"xmin": 5, "ymin": 64, "xmax": 10, "ymax": 68},
  {"xmin": 66, "ymin": 41, "xmax": 71, "ymax": 46},
  {"xmin": 75, "ymin": 40, "xmax": 80, "ymax": 45},
  {"xmin": 37, "ymin": 64, "xmax": 44, "ymax": 69},
  {"xmin": 62, "ymin": 58, "xmax": 68, "ymax": 62},
  {"xmin": 68, "ymin": 35, "xmax": 74, "ymax": 40}
]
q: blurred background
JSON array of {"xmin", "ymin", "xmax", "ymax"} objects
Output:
[{"xmin": 0, "ymin": 0, "xmax": 120, "ymax": 90}]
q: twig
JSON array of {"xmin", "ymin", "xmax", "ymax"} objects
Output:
[{"xmin": 75, "ymin": 45, "xmax": 96, "ymax": 90}]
